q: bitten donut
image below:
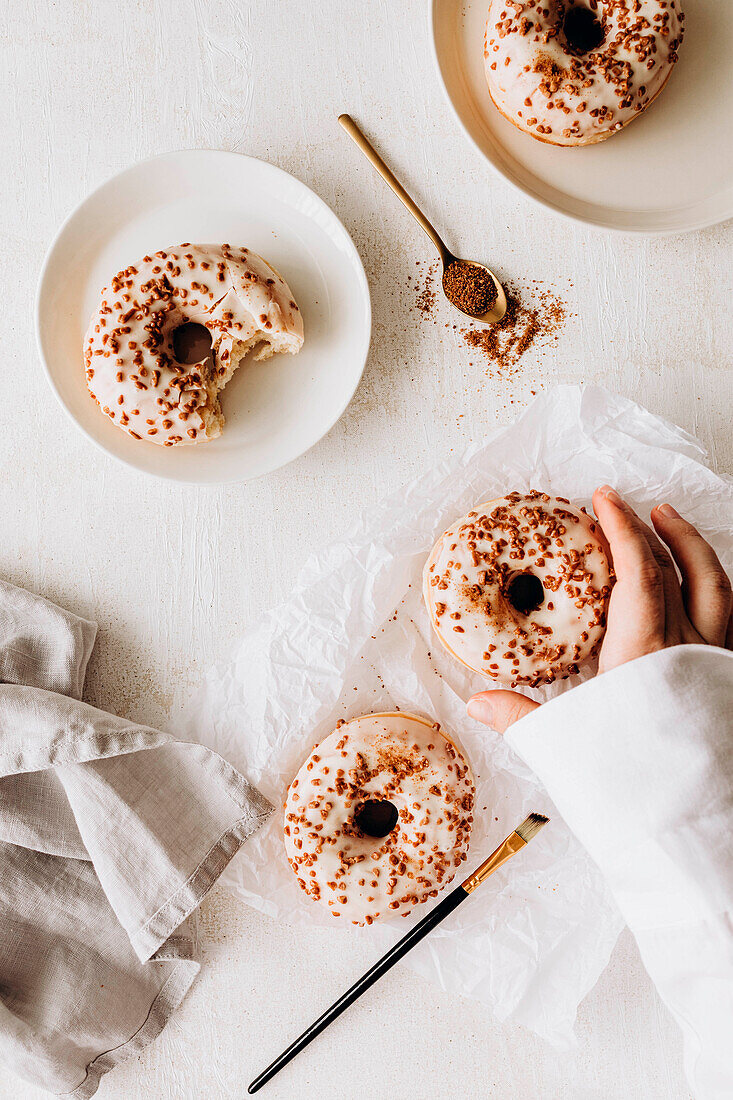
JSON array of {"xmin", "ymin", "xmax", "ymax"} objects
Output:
[
  {"xmin": 484, "ymin": 1, "xmax": 684, "ymax": 146},
  {"xmin": 284, "ymin": 713, "xmax": 475, "ymax": 925},
  {"xmin": 424, "ymin": 491, "xmax": 614, "ymax": 687},
  {"xmin": 84, "ymin": 244, "xmax": 303, "ymax": 446}
]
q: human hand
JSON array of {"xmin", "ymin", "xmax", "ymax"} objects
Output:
[{"xmin": 467, "ymin": 486, "xmax": 733, "ymax": 733}]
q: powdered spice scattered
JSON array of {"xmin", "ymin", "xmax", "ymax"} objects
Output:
[
  {"xmin": 408, "ymin": 262, "xmax": 568, "ymax": 379},
  {"xmin": 412, "ymin": 260, "xmax": 438, "ymax": 316},
  {"xmin": 461, "ymin": 283, "xmax": 566, "ymax": 377}
]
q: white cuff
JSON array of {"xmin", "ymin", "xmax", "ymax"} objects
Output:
[{"xmin": 505, "ymin": 645, "xmax": 733, "ymax": 1099}]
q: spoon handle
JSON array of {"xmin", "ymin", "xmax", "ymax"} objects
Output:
[{"xmin": 338, "ymin": 114, "xmax": 449, "ymax": 262}]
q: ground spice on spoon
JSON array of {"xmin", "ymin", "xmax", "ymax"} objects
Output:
[
  {"xmin": 410, "ymin": 261, "xmax": 567, "ymax": 378},
  {"xmin": 442, "ymin": 259, "xmax": 498, "ymax": 316}
]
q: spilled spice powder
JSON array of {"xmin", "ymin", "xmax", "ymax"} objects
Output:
[
  {"xmin": 408, "ymin": 261, "xmax": 568, "ymax": 379},
  {"xmin": 413, "ymin": 260, "xmax": 438, "ymax": 316},
  {"xmin": 460, "ymin": 282, "xmax": 566, "ymax": 377}
]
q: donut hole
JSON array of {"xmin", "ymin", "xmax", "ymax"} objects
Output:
[
  {"xmin": 562, "ymin": 6, "xmax": 605, "ymax": 54},
  {"xmin": 507, "ymin": 572, "xmax": 544, "ymax": 615},
  {"xmin": 354, "ymin": 799, "xmax": 399, "ymax": 839},
  {"xmin": 172, "ymin": 322, "xmax": 213, "ymax": 366}
]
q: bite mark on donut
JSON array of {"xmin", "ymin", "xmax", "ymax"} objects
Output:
[{"xmin": 84, "ymin": 244, "xmax": 304, "ymax": 446}]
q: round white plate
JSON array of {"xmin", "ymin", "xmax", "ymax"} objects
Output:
[
  {"xmin": 36, "ymin": 150, "xmax": 371, "ymax": 483},
  {"xmin": 430, "ymin": 0, "xmax": 733, "ymax": 234}
]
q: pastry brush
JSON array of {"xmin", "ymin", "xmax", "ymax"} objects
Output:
[{"xmin": 248, "ymin": 811, "xmax": 549, "ymax": 1093}]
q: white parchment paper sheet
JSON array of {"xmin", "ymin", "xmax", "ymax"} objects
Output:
[{"xmin": 180, "ymin": 384, "xmax": 733, "ymax": 1047}]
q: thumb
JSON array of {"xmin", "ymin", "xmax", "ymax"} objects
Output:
[{"xmin": 467, "ymin": 690, "xmax": 540, "ymax": 734}]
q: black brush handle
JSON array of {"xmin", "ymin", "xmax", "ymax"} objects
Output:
[{"xmin": 248, "ymin": 884, "xmax": 468, "ymax": 1093}]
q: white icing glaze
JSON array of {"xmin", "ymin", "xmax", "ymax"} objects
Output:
[
  {"xmin": 424, "ymin": 492, "xmax": 614, "ymax": 687},
  {"xmin": 283, "ymin": 713, "xmax": 475, "ymax": 925},
  {"xmin": 484, "ymin": 0, "xmax": 684, "ymax": 146},
  {"xmin": 84, "ymin": 244, "xmax": 304, "ymax": 446}
]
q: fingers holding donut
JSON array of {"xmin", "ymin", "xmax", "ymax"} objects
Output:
[
  {"xmin": 466, "ymin": 488, "xmax": 732, "ymax": 736},
  {"xmin": 591, "ymin": 486, "xmax": 668, "ymax": 668},
  {"xmin": 651, "ymin": 504, "xmax": 733, "ymax": 648},
  {"xmin": 591, "ymin": 488, "xmax": 733, "ymax": 665}
]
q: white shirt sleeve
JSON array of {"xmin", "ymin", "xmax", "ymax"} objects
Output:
[{"xmin": 505, "ymin": 644, "xmax": 733, "ymax": 1100}]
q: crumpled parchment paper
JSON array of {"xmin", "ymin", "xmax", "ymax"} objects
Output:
[{"xmin": 180, "ymin": 384, "xmax": 732, "ymax": 1048}]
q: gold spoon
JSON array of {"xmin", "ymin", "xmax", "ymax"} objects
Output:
[{"xmin": 338, "ymin": 114, "xmax": 507, "ymax": 324}]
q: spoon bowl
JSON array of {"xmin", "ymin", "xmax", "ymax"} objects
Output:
[
  {"xmin": 338, "ymin": 114, "xmax": 507, "ymax": 324},
  {"xmin": 440, "ymin": 253, "xmax": 507, "ymax": 324}
]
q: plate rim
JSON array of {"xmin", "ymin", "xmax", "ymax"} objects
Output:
[
  {"xmin": 428, "ymin": 0, "xmax": 733, "ymax": 237},
  {"xmin": 35, "ymin": 148, "xmax": 372, "ymax": 485}
]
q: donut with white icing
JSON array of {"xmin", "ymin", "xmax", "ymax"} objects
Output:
[
  {"xmin": 424, "ymin": 491, "xmax": 614, "ymax": 687},
  {"xmin": 484, "ymin": 0, "xmax": 684, "ymax": 146},
  {"xmin": 84, "ymin": 244, "xmax": 303, "ymax": 446},
  {"xmin": 284, "ymin": 713, "xmax": 475, "ymax": 925}
]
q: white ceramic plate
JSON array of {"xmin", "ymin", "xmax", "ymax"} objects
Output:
[
  {"xmin": 36, "ymin": 150, "xmax": 371, "ymax": 483},
  {"xmin": 430, "ymin": 0, "xmax": 733, "ymax": 234}
]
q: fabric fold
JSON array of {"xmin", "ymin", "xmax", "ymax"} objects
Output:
[
  {"xmin": 55, "ymin": 742, "xmax": 271, "ymax": 961},
  {"xmin": 0, "ymin": 579, "xmax": 271, "ymax": 1096},
  {"xmin": 0, "ymin": 579, "xmax": 96, "ymax": 699}
]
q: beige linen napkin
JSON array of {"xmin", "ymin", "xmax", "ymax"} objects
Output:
[{"xmin": 0, "ymin": 579, "xmax": 271, "ymax": 1097}]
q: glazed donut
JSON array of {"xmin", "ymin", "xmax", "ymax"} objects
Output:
[
  {"xmin": 423, "ymin": 491, "xmax": 614, "ymax": 687},
  {"xmin": 284, "ymin": 713, "xmax": 475, "ymax": 925},
  {"xmin": 484, "ymin": 0, "xmax": 684, "ymax": 146},
  {"xmin": 84, "ymin": 244, "xmax": 303, "ymax": 446}
]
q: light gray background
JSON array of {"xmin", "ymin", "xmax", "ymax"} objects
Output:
[{"xmin": 3, "ymin": 1, "xmax": 729, "ymax": 1096}]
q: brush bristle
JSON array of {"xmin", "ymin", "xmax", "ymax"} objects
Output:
[{"xmin": 515, "ymin": 812, "xmax": 549, "ymax": 843}]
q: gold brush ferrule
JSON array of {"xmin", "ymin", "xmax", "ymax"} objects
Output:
[{"xmin": 461, "ymin": 832, "xmax": 528, "ymax": 894}]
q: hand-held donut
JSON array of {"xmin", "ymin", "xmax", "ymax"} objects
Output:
[
  {"xmin": 84, "ymin": 243, "xmax": 303, "ymax": 446},
  {"xmin": 284, "ymin": 713, "xmax": 475, "ymax": 925},
  {"xmin": 484, "ymin": 1, "xmax": 685, "ymax": 146},
  {"xmin": 423, "ymin": 491, "xmax": 614, "ymax": 687}
]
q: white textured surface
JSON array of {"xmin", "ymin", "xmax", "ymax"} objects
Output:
[{"xmin": 1, "ymin": 0, "xmax": 730, "ymax": 1097}]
